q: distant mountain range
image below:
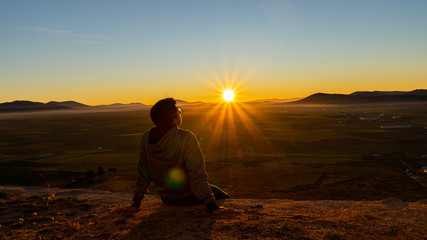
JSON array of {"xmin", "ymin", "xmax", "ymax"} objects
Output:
[
  {"xmin": 247, "ymin": 98, "xmax": 302, "ymax": 103},
  {"xmin": 2, "ymin": 90, "xmax": 427, "ymax": 112},
  {"xmin": 0, "ymin": 99, "xmax": 200, "ymax": 113},
  {"xmin": 293, "ymin": 89, "xmax": 427, "ymax": 104},
  {"xmin": 0, "ymin": 100, "xmax": 148, "ymax": 113},
  {"xmin": 0, "ymin": 101, "xmax": 88, "ymax": 112}
]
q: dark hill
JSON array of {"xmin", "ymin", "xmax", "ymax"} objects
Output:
[
  {"xmin": 0, "ymin": 101, "xmax": 68, "ymax": 112},
  {"xmin": 0, "ymin": 100, "xmax": 150, "ymax": 113},
  {"xmin": 93, "ymin": 102, "xmax": 147, "ymax": 109},
  {"xmin": 0, "ymin": 100, "xmax": 89, "ymax": 113},
  {"xmin": 47, "ymin": 101, "xmax": 90, "ymax": 109},
  {"xmin": 294, "ymin": 89, "xmax": 427, "ymax": 104}
]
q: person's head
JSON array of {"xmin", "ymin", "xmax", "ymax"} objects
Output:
[{"xmin": 150, "ymin": 98, "xmax": 182, "ymax": 128}]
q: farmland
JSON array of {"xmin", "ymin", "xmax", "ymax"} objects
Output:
[{"xmin": 1, "ymin": 102, "xmax": 427, "ymax": 201}]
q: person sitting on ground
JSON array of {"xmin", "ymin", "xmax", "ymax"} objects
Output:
[{"xmin": 116, "ymin": 98, "xmax": 235, "ymax": 214}]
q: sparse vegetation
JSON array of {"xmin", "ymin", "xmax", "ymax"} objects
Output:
[
  {"xmin": 1, "ymin": 102, "xmax": 427, "ymax": 238},
  {"xmin": 1, "ymin": 102, "xmax": 427, "ymax": 201},
  {"xmin": 323, "ymin": 231, "xmax": 345, "ymax": 240},
  {"xmin": 1, "ymin": 190, "xmax": 426, "ymax": 239},
  {"xmin": 0, "ymin": 191, "xmax": 13, "ymax": 199}
]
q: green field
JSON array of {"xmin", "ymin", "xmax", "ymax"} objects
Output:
[{"xmin": 1, "ymin": 102, "xmax": 427, "ymax": 201}]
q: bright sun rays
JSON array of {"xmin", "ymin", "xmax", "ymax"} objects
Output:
[{"xmin": 189, "ymin": 75, "xmax": 276, "ymax": 164}]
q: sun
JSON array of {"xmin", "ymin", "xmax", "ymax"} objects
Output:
[{"xmin": 222, "ymin": 89, "xmax": 235, "ymax": 102}]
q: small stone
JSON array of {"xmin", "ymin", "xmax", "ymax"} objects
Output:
[{"xmin": 381, "ymin": 198, "xmax": 409, "ymax": 209}]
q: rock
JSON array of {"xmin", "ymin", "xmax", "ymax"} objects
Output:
[{"xmin": 381, "ymin": 198, "xmax": 409, "ymax": 209}]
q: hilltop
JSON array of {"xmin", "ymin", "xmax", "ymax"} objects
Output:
[
  {"xmin": 293, "ymin": 89, "xmax": 427, "ymax": 104},
  {"xmin": 0, "ymin": 100, "xmax": 89, "ymax": 113},
  {"xmin": 0, "ymin": 99, "xmax": 202, "ymax": 113},
  {"xmin": 1, "ymin": 185, "xmax": 426, "ymax": 240},
  {"xmin": 0, "ymin": 100, "xmax": 148, "ymax": 113}
]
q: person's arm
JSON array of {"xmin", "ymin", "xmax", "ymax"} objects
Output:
[
  {"xmin": 184, "ymin": 132, "xmax": 219, "ymax": 212},
  {"xmin": 132, "ymin": 135, "xmax": 151, "ymax": 208}
]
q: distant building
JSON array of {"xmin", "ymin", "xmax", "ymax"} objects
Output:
[
  {"xmin": 380, "ymin": 125, "xmax": 413, "ymax": 129},
  {"xmin": 360, "ymin": 116, "xmax": 381, "ymax": 121}
]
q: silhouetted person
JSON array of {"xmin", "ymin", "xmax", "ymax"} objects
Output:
[{"xmin": 116, "ymin": 98, "xmax": 234, "ymax": 214}]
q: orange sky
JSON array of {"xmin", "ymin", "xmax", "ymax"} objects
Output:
[{"xmin": 1, "ymin": 1, "xmax": 426, "ymax": 105}]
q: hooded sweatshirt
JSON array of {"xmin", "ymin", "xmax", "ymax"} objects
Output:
[{"xmin": 133, "ymin": 127, "xmax": 217, "ymax": 210}]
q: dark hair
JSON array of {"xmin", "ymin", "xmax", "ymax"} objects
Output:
[{"xmin": 150, "ymin": 98, "xmax": 179, "ymax": 126}]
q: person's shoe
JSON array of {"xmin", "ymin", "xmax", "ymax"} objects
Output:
[{"xmin": 211, "ymin": 185, "xmax": 230, "ymax": 200}]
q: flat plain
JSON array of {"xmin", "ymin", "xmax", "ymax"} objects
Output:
[{"xmin": 1, "ymin": 101, "xmax": 427, "ymax": 201}]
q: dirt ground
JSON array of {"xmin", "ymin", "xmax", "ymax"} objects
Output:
[{"xmin": 1, "ymin": 186, "xmax": 426, "ymax": 240}]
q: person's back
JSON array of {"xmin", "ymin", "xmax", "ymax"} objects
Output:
[
  {"xmin": 116, "ymin": 98, "xmax": 234, "ymax": 214},
  {"xmin": 138, "ymin": 127, "xmax": 215, "ymax": 204}
]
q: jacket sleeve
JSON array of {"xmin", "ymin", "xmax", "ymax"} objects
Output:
[
  {"xmin": 133, "ymin": 135, "xmax": 151, "ymax": 208},
  {"xmin": 184, "ymin": 132, "xmax": 216, "ymax": 205}
]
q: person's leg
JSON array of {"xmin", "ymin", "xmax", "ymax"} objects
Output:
[{"xmin": 210, "ymin": 184, "xmax": 230, "ymax": 200}]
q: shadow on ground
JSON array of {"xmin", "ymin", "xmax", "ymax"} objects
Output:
[{"xmin": 120, "ymin": 205, "xmax": 216, "ymax": 240}]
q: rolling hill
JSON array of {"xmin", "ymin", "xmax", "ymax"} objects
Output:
[
  {"xmin": 0, "ymin": 100, "xmax": 87, "ymax": 113},
  {"xmin": 293, "ymin": 89, "xmax": 427, "ymax": 104},
  {"xmin": 2, "ymin": 89, "xmax": 427, "ymax": 112},
  {"xmin": 0, "ymin": 101, "xmax": 146, "ymax": 113}
]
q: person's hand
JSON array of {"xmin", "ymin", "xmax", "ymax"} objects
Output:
[
  {"xmin": 114, "ymin": 206, "xmax": 139, "ymax": 213},
  {"xmin": 212, "ymin": 207, "xmax": 238, "ymax": 215}
]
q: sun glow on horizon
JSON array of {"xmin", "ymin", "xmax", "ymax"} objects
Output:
[
  {"xmin": 190, "ymin": 73, "xmax": 276, "ymax": 162},
  {"xmin": 222, "ymin": 89, "xmax": 235, "ymax": 102},
  {"xmin": 190, "ymin": 97, "xmax": 276, "ymax": 167}
]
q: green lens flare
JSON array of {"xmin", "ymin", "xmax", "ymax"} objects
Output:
[{"xmin": 164, "ymin": 167, "xmax": 186, "ymax": 190}]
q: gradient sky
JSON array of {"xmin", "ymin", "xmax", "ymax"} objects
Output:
[{"xmin": 1, "ymin": 1, "xmax": 426, "ymax": 105}]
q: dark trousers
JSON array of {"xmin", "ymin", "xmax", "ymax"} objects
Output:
[{"xmin": 161, "ymin": 184, "xmax": 229, "ymax": 206}]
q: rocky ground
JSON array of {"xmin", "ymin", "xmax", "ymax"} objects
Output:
[{"xmin": 0, "ymin": 185, "xmax": 426, "ymax": 240}]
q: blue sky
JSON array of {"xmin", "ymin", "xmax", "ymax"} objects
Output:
[{"xmin": 1, "ymin": 1, "xmax": 426, "ymax": 104}]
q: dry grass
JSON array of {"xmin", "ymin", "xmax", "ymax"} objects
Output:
[{"xmin": 0, "ymin": 187, "xmax": 426, "ymax": 240}]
